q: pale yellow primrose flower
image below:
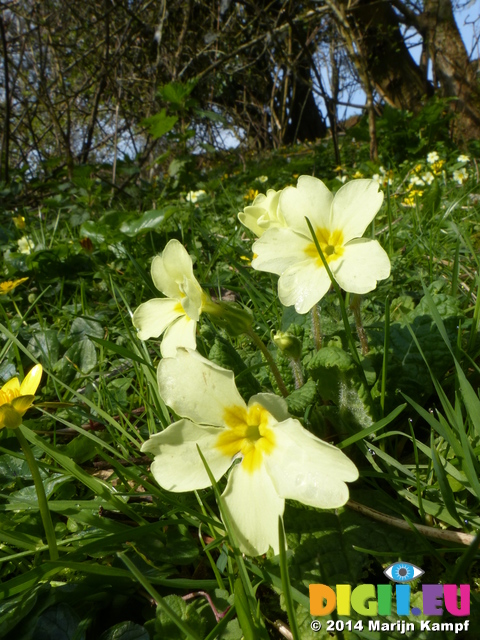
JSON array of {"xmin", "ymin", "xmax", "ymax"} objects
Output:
[
  {"xmin": 0, "ymin": 365, "xmax": 42, "ymax": 430},
  {"xmin": 132, "ymin": 240, "xmax": 206, "ymax": 357},
  {"xmin": 141, "ymin": 349, "xmax": 358, "ymax": 556},
  {"xmin": 457, "ymin": 155, "xmax": 470, "ymax": 163},
  {"xmin": 186, "ymin": 190, "xmax": 206, "ymax": 203},
  {"xmin": 238, "ymin": 189, "xmax": 286, "ymax": 237},
  {"xmin": 17, "ymin": 237, "xmax": 35, "ymax": 254},
  {"xmin": 453, "ymin": 167, "xmax": 469, "ymax": 185},
  {"xmin": 251, "ymin": 176, "xmax": 391, "ymax": 314},
  {"xmin": 427, "ymin": 151, "xmax": 439, "ymax": 164}
]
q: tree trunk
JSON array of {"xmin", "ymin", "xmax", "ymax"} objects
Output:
[
  {"xmin": 329, "ymin": 0, "xmax": 433, "ymax": 111},
  {"xmin": 284, "ymin": 57, "xmax": 327, "ymax": 143},
  {"xmin": 421, "ymin": 0, "xmax": 480, "ymax": 141}
]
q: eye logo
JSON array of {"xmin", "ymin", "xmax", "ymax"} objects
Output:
[{"xmin": 384, "ymin": 562, "xmax": 424, "ymax": 583}]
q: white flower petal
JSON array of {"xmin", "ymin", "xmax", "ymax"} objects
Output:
[
  {"xmin": 160, "ymin": 315, "xmax": 197, "ymax": 357},
  {"xmin": 238, "ymin": 190, "xmax": 283, "ymax": 237},
  {"xmin": 278, "ymin": 259, "xmax": 332, "ymax": 314},
  {"xmin": 249, "ymin": 393, "xmax": 290, "ymax": 423},
  {"xmin": 222, "ymin": 462, "xmax": 284, "ymax": 555},
  {"xmin": 157, "ymin": 349, "xmax": 246, "ymax": 426},
  {"xmin": 265, "ymin": 418, "xmax": 358, "ymax": 508},
  {"xmin": 280, "ymin": 176, "xmax": 333, "ymax": 235},
  {"xmin": 132, "ymin": 298, "xmax": 184, "ymax": 341},
  {"xmin": 331, "ymin": 180, "xmax": 384, "ymax": 242},
  {"xmin": 141, "ymin": 420, "xmax": 231, "ymax": 491},
  {"xmin": 252, "ymin": 228, "xmax": 311, "ymax": 276},
  {"xmin": 333, "ymin": 238, "xmax": 391, "ymax": 294},
  {"xmin": 151, "ymin": 240, "xmax": 199, "ymax": 299}
]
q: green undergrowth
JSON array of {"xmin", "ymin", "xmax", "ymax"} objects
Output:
[{"xmin": 1, "ymin": 129, "xmax": 480, "ymax": 640}]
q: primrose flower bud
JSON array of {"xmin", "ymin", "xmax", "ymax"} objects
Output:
[
  {"xmin": 203, "ymin": 298, "xmax": 253, "ymax": 336},
  {"xmin": 273, "ymin": 332, "xmax": 302, "ymax": 360}
]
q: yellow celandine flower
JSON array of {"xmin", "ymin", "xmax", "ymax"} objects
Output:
[
  {"xmin": 141, "ymin": 350, "xmax": 358, "ymax": 556},
  {"xmin": 402, "ymin": 189, "xmax": 423, "ymax": 207},
  {"xmin": 13, "ymin": 216, "xmax": 26, "ymax": 229},
  {"xmin": 132, "ymin": 240, "xmax": 208, "ymax": 357},
  {"xmin": 352, "ymin": 171, "xmax": 364, "ymax": 179},
  {"xmin": 251, "ymin": 176, "xmax": 391, "ymax": 314},
  {"xmin": 432, "ymin": 159, "xmax": 445, "ymax": 175},
  {"xmin": 0, "ymin": 277, "xmax": 28, "ymax": 295},
  {"xmin": 238, "ymin": 188, "xmax": 286, "ymax": 237},
  {"xmin": 0, "ymin": 365, "xmax": 43, "ymax": 430},
  {"xmin": 243, "ymin": 188, "xmax": 259, "ymax": 202}
]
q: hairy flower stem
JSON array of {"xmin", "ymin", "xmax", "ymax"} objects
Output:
[
  {"xmin": 16, "ymin": 426, "xmax": 59, "ymax": 561},
  {"xmin": 289, "ymin": 358, "xmax": 304, "ymax": 389},
  {"xmin": 246, "ymin": 328, "xmax": 289, "ymax": 397},
  {"xmin": 310, "ymin": 304, "xmax": 322, "ymax": 351},
  {"xmin": 349, "ymin": 294, "xmax": 369, "ymax": 355}
]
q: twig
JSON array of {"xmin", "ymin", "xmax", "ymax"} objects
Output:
[{"xmin": 347, "ymin": 500, "xmax": 478, "ymax": 547}]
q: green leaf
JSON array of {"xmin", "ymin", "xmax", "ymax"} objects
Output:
[
  {"xmin": 70, "ymin": 318, "xmax": 104, "ymax": 341},
  {"xmin": 32, "ymin": 602, "xmax": 83, "ymax": 640},
  {"xmin": 79, "ymin": 220, "xmax": 106, "ymax": 244},
  {"xmin": 27, "ymin": 330, "xmax": 60, "ymax": 367},
  {"xmin": 209, "ymin": 338, "xmax": 260, "ymax": 399},
  {"xmin": 308, "ymin": 347, "xmax": 376, "ymax": 429},
  {"xmin": 285, "ymin": 379, "xmax": 317, "ymax": 416},
  {"xmin": 142, "ymin": 109, "xmax": 178, "ymax": 139},
  {"xmin": 99, "ymin": 621, "xmax": 149, "ymax": 640},
  {"xmin": 0, "ymin": 454, "xmax": 37, "ymax": 483},
  {"xmin": 65, "ymin": 338, "xmax": 97, "ymax": 373},
  {"xmin": 152, "ymin": 595, "xmax": 208, "ymax": 640},
  {"xmin": 0, "ymin": 584, "xmax": 44, "ymax": 638},
  {"xmin": 284, "ymin": 504, "xmax": 427, "ymax": 587},
  {"xmin": 158, "ymin": 80, "xmax": 197, "ymax": 106},
  {"xmin": 119, "ymin": 208, "xmax": 173, "ymax": 237}
]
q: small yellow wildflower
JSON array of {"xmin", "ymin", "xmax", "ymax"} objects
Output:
[
  {"xmin": 13, "ymin": 216, "xmax": 26, "ymax": 229},
  {"xmin": 352, "ymin": 171, "xmax": 364, "ymax": 179},
  {"xmin": 402, "ymin": 189, "xmax": 423, "ymax": 207},
  {"xmin": 0, "ymin": 365, "xmax": 42, "ymax": 430},
  {"xmin": 0, "ymin": 278, "xmax": 29, "ymax": 295},
  {"xmin": 243, "ymin": 188, "xmax": 259, "ymax": 202},
  {"xmin": 432, "ymin": 159, "xmax": 445, "ymax": 175}
]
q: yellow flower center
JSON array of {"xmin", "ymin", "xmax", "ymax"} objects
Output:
[
  {"xmin": 0, "ymin": 388, "xmax": 19, "ymax": 407},
  {"xmin": 216, "ymin": 403, "xmax": 276, "ymax": 473},
  {"xmin": 304, "ymin": 228, "xmax": 345, "ymax": 266}
]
